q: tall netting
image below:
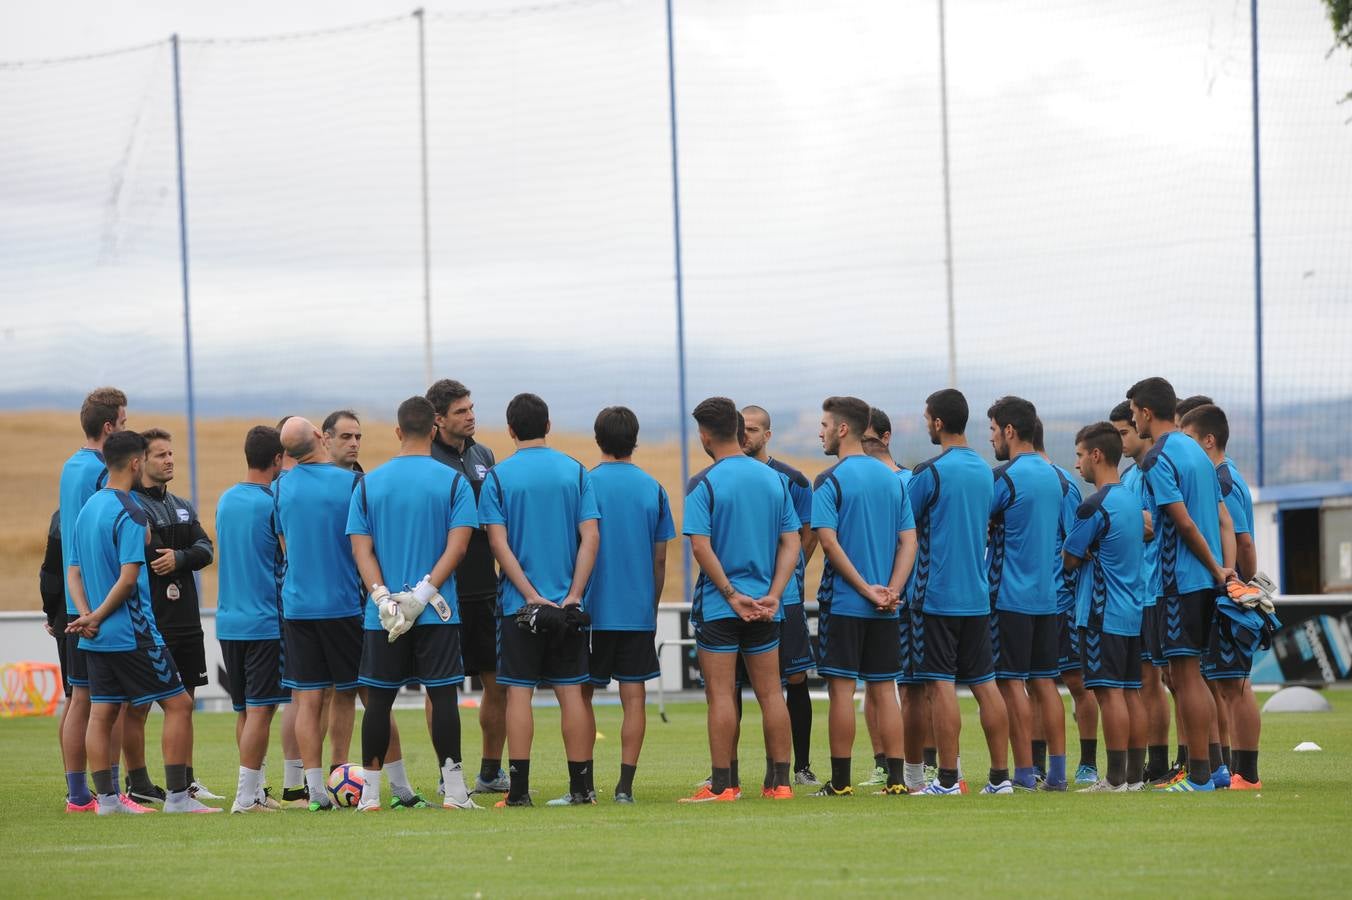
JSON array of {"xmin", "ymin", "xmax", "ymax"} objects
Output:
[{"xmin": 0, "ymin": 42, "xmax": 181, "ymax": 410}]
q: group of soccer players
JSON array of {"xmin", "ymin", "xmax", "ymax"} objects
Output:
[{"xmin": 47, "ymin": 373, "xmax": 1268, "ymax": 816}]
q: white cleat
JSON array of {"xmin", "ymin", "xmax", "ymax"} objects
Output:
[
  {"xmin": 356, "ymin": 798, "xmax": 382, "ymax": 812},
  {"xmin": 1077, "ymin": 780, "xmax": 1129, "ymax": 793},
  {"xmin": 189, "ymin": 781, "xmax": 225, "ymax": 800},
  {"xmin": 165, "ymin": 792, "xmax": 223, "ymax": 813},
  {"xmin": 980, "ymin": 780, "xmax": 1015, "ymax": 795},
  {"xmin": 444, "ymin": 794, "xmax": 483, "ymax": 810},
  {"xmin": 231, "ymin": 798, "xmax": 279, "ymax": 814}
]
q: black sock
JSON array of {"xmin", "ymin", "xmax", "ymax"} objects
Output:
[
  {"xmin": 1233, "ymin": 749, "xmax": 1259, "ymax": 783},
  {"xmin": 480, "ymin": 757, "xmax": 501, "ymax": 782},
  {"xmin": 711, "ymin": 767, "xmax": 731, "ymax": 794},
  {"xmin": 730, "ymin": 758, "xmax": 739, "ymax": 788},
  {"xmin": 785, "ymin": 680, "xmax": 812, "ymax": 771},
  {"xmin": 616, "ymin": 763, "xmax": 636, "ymax": 796},
  {"xmin": 1079, "ymin": 738, "xmax": 1098, "ymax": 769},
  {"xmin": 1176, "ymin": 744, "xmax": 1188, "ymax": 767},
  {"xmin": 1106, "ymin": 750, "xmax": 1128, "ymax": 786},
  {"xmin": 830, "ymin": 757, "xmax": 851, "ymax": 790},
  {"xmin": 773, "ymin": 762, "xmax": 790, "ymax": 789},
  {"xmin": 886, "ymin": 758, "xmax": 904, "ymax": 788},
  {"xmin": 1187, "ymin": 755, "xmax": 1212, "ymax": 787},
  {"xmin": 988, "ymin": 768, "xmax": 1009, "ymax": 786},
  {"xmin": 1031, "ymin": 740, "xmax": 1048, "ymax": 773},
  {"xmin": 938, "ymin": 767, "xmax": 959, "ymax": 789},
  {"xmin": 1221, "ymin": 745, "xmax": 1232, "ymax": 770},
  {"xmin": 128, "ymin": 766, "xmax": 154, "ymax": 792},
  {"xmin": 923, "ymin": 747, "xmax": 938, "ymax": 768},
  {"xmin": 1208, "ymin": 742, "xmax": 1223, "ymax": 772},
  {"xmin": 1146, "ymin": 744, "xmax": 1169, "ymax": 780},
  {"xmin": 165, "ymin": 763, "xmax": 188, "ymax": 794},
  {"xmin": 508, "ymin": 758, "xmax": 531, "ymax": 801},
  {"xmin": 185, "ymin": 766, "xmax": 195, "ymax": 786},
  {"xmin": 763, "ymin": 756, "xmax": 774, "ymax": 790},
  {"xmin": 92, "ymin": 769, "xmax": 116, "ymax": 797},
  {"xmin": 873, "ymin": 752, "xmax": 886, "ymax": 770},
  {"xmin": 1127, "ymin": 747, "xmax": 1146, "ymax": 784},
  {"xmin": 567, "ymin": 760, "xmax": 591, "ymax": 796}
]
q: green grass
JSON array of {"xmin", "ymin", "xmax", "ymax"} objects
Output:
[{"xmin": 7, "ymin": 693, "xmax": 1352, "ymax": 898}]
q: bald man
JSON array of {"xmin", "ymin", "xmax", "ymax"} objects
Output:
[{"xmin": 275, "ymin": 419, "xmax": 419, "ymax": 809}]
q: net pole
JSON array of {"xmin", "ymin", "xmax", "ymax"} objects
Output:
[
  {"xmin": 937, "ymin": 0, "xmax": 957, "ymax": 388},
  {"xmin": 416, "ymin": 8, "xmax": 434, "ymax": 386},
  {"xmin": 1249, "ymin": 0, "xmax": 1265, "ymax": 487},
  {"xmin": 663, "ymin": 0, "xmax": 692, "ymax": 603},
  {"xmin": 171, "ymin": 34, "xmax": 200, "ymax": 506}
]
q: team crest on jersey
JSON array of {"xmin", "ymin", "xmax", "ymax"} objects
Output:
[
  {"xmin": 475, "ymin": 464, "xmax": 487, "ymax": 479},
  {"xmin": 176, "ymin": 508, "xmax": 190, "ymax": 523},
  {"xmin": 166, "ymin": 583, "xmax": 181, "ymax": 601}
]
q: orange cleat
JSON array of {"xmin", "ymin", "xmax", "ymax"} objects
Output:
[
  {"xmin": 678, "ymin": 785, "xmax": 738, "ymax": 803},
  {"xmin": 1229, "ymin": 774, "xmax": 1262, "ymax": 791},
  {"xmin": 65, "ymin": 797, "xmax": 97, "ymax": 813},
  {"xmin": 766, "ymin": 786, "xmax": 794, "ymax": 800}
]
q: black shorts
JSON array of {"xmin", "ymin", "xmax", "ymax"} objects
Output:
[
  {"xmin": 693, "ymin": 616, "xmax": 779, "ymax": 656},
  {"xmin": 360, "ymin": 625, "xmax": 464, "ymax": 690},
  {"xmin": 897, "ymin": 607, "xmax": 919, "ymax": 685},
  {"xmin": 458, "ymin": 595, "xmax": 498, "ymax": 677},
  {"xmin": 589, "ymin": 630, "xmax": 660, "ymax": 686},
  {"xmin": 1057, "ymin": 612, "xmax": 1081, "ymax": 674},
  {"xmin": 1141, "ymin": 604, "xmax": 1167, "ymax": 667},
  {"xmin": 1202, "ymin": 615, "xmax": 1255, "ymax": 681},
  {"xmin": 1160, "ymin": 589, "xmax": 1217, "ymax": 658},
  {"xmin": 497, "ymin": 615, "xmax": 590, "ymax": 688},
  {"xmin": 817, "ymin": 608, "xmax": 901, "ymax": 682},
  {"xmin": 283, "ymin": 616, "xmax": 362, "ymax": 691},
  {"xmin": 1079, "ymin": 628, "xmax": 1142, "ymax": 689},
  {"xmin": 992, "ymin": 610, "xmax": 1060, "ymax": 680},
  {"xmin": 779, "ymin": 603, "xmax": 816, "ymax": 678},
  {"xmin": 220, "ymin": 639, "xmax": 289, "ymax": 712},
  {"xmin": 164, "ymin": 635, "xmax": 208, "ymax": 689},
  {"xmin": 913, "ymin": 612, "xmax": 994, "ymax": 686},
  {"xmin": 64, "ymin": 631, "xmax": 90, "ymax": 690},
  {"xmin": 86, "ymin": 645, "xmax": 186, "ymax": 707},
  {"xmin": 53, "ymin": 613, "xmax": 71, "ymax": 696}
]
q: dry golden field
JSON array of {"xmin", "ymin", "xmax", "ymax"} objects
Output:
[{"xmin": 0, "ymin": 411, "xmax": 833, "ymax": 613}]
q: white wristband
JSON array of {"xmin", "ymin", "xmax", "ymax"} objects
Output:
[{"xmin": 413, "ymin": 576, "xmax": 437, "ymax": 605}]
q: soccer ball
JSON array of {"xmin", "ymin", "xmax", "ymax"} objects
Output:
[{"xmin": 327, "ymin": 764, "xmax": 365, "ymax": 807}]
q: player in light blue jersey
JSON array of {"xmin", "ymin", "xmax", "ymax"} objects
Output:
[
  {"xmin": 1128, "ymin": 377, "xmax": 1236, "ymax": 792},
  {"xmin": 985, "ymin": 396, "xmax": 1067, "ymax": 791},
  {"xmin": 1111, "ymin": 402, "xmax": 1171, "ymax": 784},
  {"xmin": 276, "ymin": 416, "xmax": 410, "ymax": 811},
  {"xmin": 57, "ymin": 387, "xmax": 136, "ymax": 813},
  {"xmin": 216, "ymin": 425, "xmax": 287, "ymax": 813},
  {"xmin": 1181, "ymin": 402, "xmax": 1264, "ymax": 790},
  {"xmin": 347, "ymin": 397, "xmax": 480, "ymax": 811},
  {"xmin": 479, "ymin": 393, "xmax": 601, "ymax": 807},
  {"xmin": 742, "ymin": 404, "xmax": 820, "ymax": 787},
  {"xmin": 581, "ymin": 406, "xmax": 674, "ymax": 803},
  {"xmin": 1063, "ymin": 423, "xmax": 1149, "ymax": 791},
  {"xmin": 66, "ymin": 431, "xmax": 217, "ymax": 815},
  {"xmin": 909, "ymin": 389, "xmax": 1011, "ymax": 795},
  {"xmin": 810, "ymin": 397, "xmax": 916, "ymax": 797},
  {"xmin": 680, "ymin": 398, "xmax": 800, "ymax": 803}
]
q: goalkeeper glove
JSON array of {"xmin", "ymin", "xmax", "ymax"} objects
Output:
[
  {"xmin": 412, "ymin": 575, "xmax": 452, "ymax": 622},
  {"xmin": 371, "ymin": 585, "xmax": 405, "ymax": 637},
  {"xmin": 1227, "ymin": 571, "xmax": 1277, "ymax": 615}
]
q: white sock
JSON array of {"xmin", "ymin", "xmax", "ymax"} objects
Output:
[
  {"xmin": 904, "ymin": 762, "xmax": 927, "ymax": 790},
  {"xmin": 284, "ymin": 758, "xmax": 304, "ymax": 790},
  {"xmin": 385, "ymin": 759, "xmax": 415, "ymax": 802},
  {"xmin": 360, "ymin": 769, "xmax": 382, "ymax": 807},
  {"xmin": 235, "ymin": 766, "xmax": 251, "ymax": 805},
  {"xmin": 258, "ymin": 759, "xmax": 268, "ymax": 791},
  {"xmin": 305, "ymin": 768, "xmax": 328, "ymax": 805},
  {"xmin": 441, "ymin": 760, "xmax": 469, "ymax": 805},
  {"xmin": 956, "ymin": 756, "xmax": 964, "ymax": 779}
]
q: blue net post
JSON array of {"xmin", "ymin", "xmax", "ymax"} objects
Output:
[{"xmin": 170, "ymin": 33, "xmax": 199, "ymax": 507}]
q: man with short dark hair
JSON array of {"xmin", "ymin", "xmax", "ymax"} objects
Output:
[
  {"xmin": 58, "ymin": 386, "xmax": 131, "ymax": 813},
  {"xmin": 985, "ymin": 396, "xmax": 1067, "ymax": 792},
  {"xmin": 909, "ymin": 389, "xmax": 1011, "ymax": 795},
  {"xmin": 1127, "ymin": 377, "xmax": 1235, "ymax": 792},
  {"xmin": 1110, "ymin": 401, "xmax": 1169, "ymax": 783},
  {"xmin": 322, "ymin": 410, "xmax": 363, "ymax": 472},
  {"xmin": 217, "ymin": 425, "xmax": 287, "ymax": 813},
  {"xmin": 479, "ymin": 393, "xmax": 601, "ymax": 807},
  {"xmin": 1064, "ymin": 422, "xmax": 1149, "ymax": 791},
  {"xmin": 741, "ymin": 404, "xmax": 819, "ymax": 786},
  {"xmin": 349, "ymin": 396, "xmax": 481, "ymax": 811},
  {"xmin": 425, "ymin": 379, "xmax": 507, "ymax": 794},
  {"xmin": 1174, "ymin": 395, "xmax": 1214, "ymax": 424},
  {"xmin": 583, "ymin": 406, "xmax": 674, "ymax": 803},
  {"xmin": 810, "ymin": 397, "xmax": 916, "ymax": 797},
  {"xmin": 1180, "ymin": 402, "xmax": 1264, "ymax": 790},
  {"xmin": 680, "ymin": 397, "xmax": 799, "ymax": 802},
  {"xmin": 66, "ymin": 430, "xmax": 218, "ymax": 815},
  {"xmin": 132, "ymin": 427, "xmax": 217, "ymax": 800}
]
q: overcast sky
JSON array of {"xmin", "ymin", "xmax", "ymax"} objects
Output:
[{"xmin": 1, "ymin": 1, "xmax": 1349, "ymax": 478}]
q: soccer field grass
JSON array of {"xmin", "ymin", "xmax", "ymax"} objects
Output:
[{"xmin": 7, "ymin": 694, "xmax": 1351, "ymax": 898}]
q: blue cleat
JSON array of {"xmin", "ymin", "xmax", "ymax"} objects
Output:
[
  {"xmin": 1211, "ymin": 765, "xmax": 1232, "ymax": 790},
  {"xmin": 1159, "ymin": 775, "xmax": 1215, "ymax": 793},
  {"xmin": 1074, "ymin": 764, "xmax": 1099, "ymax": 785},
  {"xmin": 917, "ymin": 780, "xmax": 962, "ymax": 796}
]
